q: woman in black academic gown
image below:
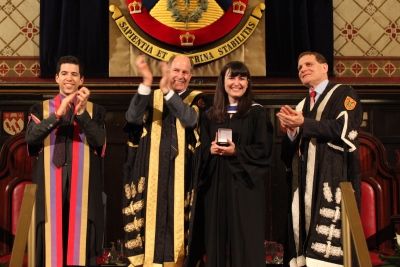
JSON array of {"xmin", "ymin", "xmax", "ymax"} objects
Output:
[{"xmin": 199, "ymin": 61, "xmax": 271, "ymax": 267}]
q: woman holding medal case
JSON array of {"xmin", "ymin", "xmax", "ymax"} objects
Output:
[{"xmin": 199, "ymin": 61, "xmax": 271, "ymax": 266}]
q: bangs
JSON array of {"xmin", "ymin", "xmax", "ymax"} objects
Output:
[{"xmin": 225, "ymin": 61, "xmax": 250, "ymax": 78}]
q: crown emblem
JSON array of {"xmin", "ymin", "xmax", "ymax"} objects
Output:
[
  {"xmin": 179, "ymin": 32, "xmax": 195, "ymax": 47},
  {"xmin": 128, "ymin": 0, "xmax": 142, "ymax": 14},
  {"xmin": 232, "ymin": 1, "xmax": 246, "ymax": 14}
]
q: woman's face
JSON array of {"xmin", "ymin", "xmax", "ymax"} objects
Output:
[{"xmin": 224, "ymin": 69, "xmax": 248, "ymax": 103}]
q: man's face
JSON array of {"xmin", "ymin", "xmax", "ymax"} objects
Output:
[
  {"xmin": 55, "ymin": 63, "xmax": 83, "ymax": 96},
  {"xmin": 297, "ymin": 54, "xmax": 328, "ymax": 88},
  {"xmin": 169, "ymin": 55, "xmax": 192, "ymax": 93}
]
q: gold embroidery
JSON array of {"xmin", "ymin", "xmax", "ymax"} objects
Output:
[
  {"xmin": 188, "ymin": 144, "xmax": 195, "ymax": 153},
  {"xmin": 138, "ymin": 177, "xmax": 145, "ymax": 193},
  {"xmin": 131, "ymin": 182, "xmax": 137, "ymax": 199},
  {"xmin": 141, "ymin": 127, "xmax": 148, "ymax": 138},
  {"xmin": 124, "ymin": 184, "xmax": 131, "ymax": 200},
  {"xmin": 127, "ymin": 141, "xmax": 138, "ymax": 148},
  {"xmin": 122, "ymin": 200, "xmax": 144, "ymax": 216},
  {"xmin": 122, "ymin": 206, "xmax": 130, "ymax": 215},
  {"xmin": 192, "ymin": 105, "xmax": 201, "ymax": 148},
  {"xmin": 190, "ymin": 189, "xmax": 194, "ymax": 206},
  {"xmin": 125, "ymin": 234, "xmax": 143, "ymax": 249},
  {"xmin": 124, "ymin": 216, "xmax": 145, "ymax": 232},
  {"xmin": 184, "ymin": 192, "xmax": 191, "ymax": 208}
]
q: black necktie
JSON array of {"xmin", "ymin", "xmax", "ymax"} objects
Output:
[{"xmin": 52, "ymin": 106, "xmax": 74, "ymax": 167}]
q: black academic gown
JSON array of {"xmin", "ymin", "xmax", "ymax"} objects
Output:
[
  {"xmin": 25, "ymin": 99, "xmax": 106, "ymax": 266},
  {"xmin": 282, "ymin": 83, "xmax": 362, "ymax": 266},
  {"xmin": 199, "ymin": 104, "xmax": 271, "ymax": 267},
  {"xmin": 122, "ymin": 89, "xmax": 205, "ymax": 266}
]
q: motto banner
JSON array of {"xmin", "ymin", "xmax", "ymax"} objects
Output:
[{"xmin": 109, "ymin": 0, "xmax": 266, "ymax": 76}]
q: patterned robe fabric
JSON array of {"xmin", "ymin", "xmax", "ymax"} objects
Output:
[
  {"xmin": 122, "ymin": 89, "xmax": 205, "ymax": 267},
  {"xmin": 282, "ymin": 83, "xmax": 363, "ymax": 267}
]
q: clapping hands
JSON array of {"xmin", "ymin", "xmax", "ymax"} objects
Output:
[{"xmin": 276, "ymin": 105, "xmax": 304, "ymax": 133}]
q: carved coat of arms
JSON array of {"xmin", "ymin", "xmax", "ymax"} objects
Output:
[{"xmin": 3, "ymin": 112, "xmax": 24, "ymax": 135}]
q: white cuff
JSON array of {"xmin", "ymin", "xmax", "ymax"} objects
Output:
[
  {"xmin": 287, "ymin": 127, "xmax": 299, "ymax": 141},
  {"xmin": 138, "ymin": 83, "xmax": 151, "ymax": 95},
  {"xmin": 163, "ymin": 90, "xmax": 174, "ymax": 101}
]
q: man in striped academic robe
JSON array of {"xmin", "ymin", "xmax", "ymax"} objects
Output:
[{"xmin": 26, "ymin": 55, "xmax": 106, "ymax": 267}]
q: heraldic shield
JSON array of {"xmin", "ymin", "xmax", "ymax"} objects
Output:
[
  {"xmin": 125, "ymin": 0, "xmax": 248, "ymax": 47},
  {"xmin": 3, "ymin": 112, "xmax": 24, "ymax": 135}
]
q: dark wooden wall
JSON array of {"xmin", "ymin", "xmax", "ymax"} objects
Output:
[{"xmin": 1, "ymin": 80, "xmax": 399, "ymax": 246}]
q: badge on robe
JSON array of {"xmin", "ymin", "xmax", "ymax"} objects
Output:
[{"xmin": 344, "ymin": 96, "xmax": 357, "ymax": 110}]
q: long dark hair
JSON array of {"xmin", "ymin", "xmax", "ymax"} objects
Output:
[{"xmin": 208, "ymin": 61, "xmax": 253, "ymax": 123}]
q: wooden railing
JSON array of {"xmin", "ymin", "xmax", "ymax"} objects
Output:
[
  {"xmin": 10, "ymin": 184, "xmax": 36, "ymax": 267},
  {"xmin": 340, "ymin": 182, "xmax": 372, "ymax": 267}
]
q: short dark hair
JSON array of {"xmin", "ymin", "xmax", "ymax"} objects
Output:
[
  {"xmin": 298, "ymin": 51, "xmax": 327, "ymax": 64},
  {"xmin": 56, "ymin": 55, "xmax": 83, "ymax": 76}
]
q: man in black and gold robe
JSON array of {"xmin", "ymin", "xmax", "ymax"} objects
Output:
[
  {"xmin": 277, "ymin": 51, "xmax": 362, "ymax": 267},
  {"xmin": 122, "ymin": 55, "xmax": 205, "ymax": 267}
]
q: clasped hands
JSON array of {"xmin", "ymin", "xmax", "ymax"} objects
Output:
[
  {"xmin": 135, "ymin": 55, "xmax": 171, "ymax": 95},
  {"xmin": 55, "ymin": 87, "xmax": 90, "ymax": 119},
  {"xmin": 210, "ymin": 135, "xmax": 236, "ymax": 156},
  {"xmin": 276, "ymin": 105, "xmax": 304, "ymax": 133}
]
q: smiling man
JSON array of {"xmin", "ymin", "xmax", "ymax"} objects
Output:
[
  {"xmin": 276, "ymin": 51, "xmax": 363, "ymax": 267},
  {"xmin": 123, "ymin": 54, "xmax": 206, "ymax": 266},
  {"xmin": 25, "ymin": 55, "xmax": 106, "ymax": 267}
]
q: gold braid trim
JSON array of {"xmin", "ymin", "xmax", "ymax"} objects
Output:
[{"xmin": 143, "ymin": 89, "xmax": 164, "ymax": 264}]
